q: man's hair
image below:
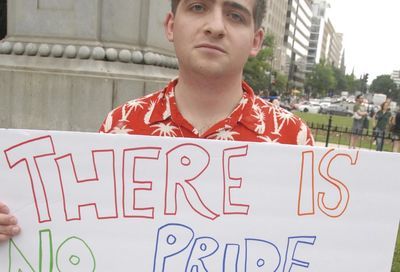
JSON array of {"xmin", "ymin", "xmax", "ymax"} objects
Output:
[{"xmin": 170, "ymin": 0, "xmax": 266, "ymax": 29}]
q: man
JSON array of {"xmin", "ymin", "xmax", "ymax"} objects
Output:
[
  {"xmin": 390, "ymin": 110, "xmax": 400, "ymax": 152},
  {"xmin": 349, "ymin": 94, "xmax": 368, "ymax": 149},
  {"xmin": 372, "ymin": 101, "xmax": 391, "ymax": 151},
  {"xmin": 0, "ymin": 0, "xmax": 313, "ymax": 242}
]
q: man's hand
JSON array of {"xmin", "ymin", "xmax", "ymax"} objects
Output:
[{"xmin": 0, "ymin": 202, "xmax": 20, "ymax": 242}]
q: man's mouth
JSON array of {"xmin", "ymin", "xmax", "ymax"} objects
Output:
[{"xmin": 195, "ymin": 43, "xmax": 227, "ymax": 54}]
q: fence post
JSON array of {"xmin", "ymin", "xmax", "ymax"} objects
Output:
[{"xmin": 325, "ymin": 115, "xmax": 333, "ymax": 147}]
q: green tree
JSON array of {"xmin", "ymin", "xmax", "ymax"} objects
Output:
[
  {"xmin": 370, "ymin": 75, "xmax": 399, "ymax": 101},
  {"xmin": 359, "ymin": 74, "xmax": 368, "ymax": 93},
  {"xmin": 344, "ymin": 74, "xmax": 359, "ymax": 92},
  {"xmin": 243, "ymin": 34, "xmax": 274, "ymax": 93},
  {"xmin": 305, "ymin": 60, "xmax": 337, "ymax": 97},
  {"xmin": 274, "ymin": 72, "xmax": 288, "ymax": 93},
  {"xmin": 332, "ymin": 66, "xmax": 347, "ymax": 94}
]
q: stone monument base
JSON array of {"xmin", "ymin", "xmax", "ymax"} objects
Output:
[{"xmin": 0, "ymin": 54, "xmax": 177, "ymax": 132}]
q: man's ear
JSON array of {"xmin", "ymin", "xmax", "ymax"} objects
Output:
[
  {"xmin": 164, "ymin": 12, "xmax": 175, "ymax": 42},
  {"xmin": 249, "ymin": 28, "xmax": 265, "ymax": 57}
]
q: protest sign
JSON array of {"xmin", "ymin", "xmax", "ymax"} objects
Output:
[{"xmin": 0, "ymin": 128, "xmax": 399, "ymax": 271}]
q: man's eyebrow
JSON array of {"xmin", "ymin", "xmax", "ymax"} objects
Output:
[{"xmin": 224, "ymin": 1, "xmax": 252, "ymax": 17}]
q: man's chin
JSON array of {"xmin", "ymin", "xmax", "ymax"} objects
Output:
[{"xmin": 192, "ymin": 62, "xmax": 232, "ymax": 78}]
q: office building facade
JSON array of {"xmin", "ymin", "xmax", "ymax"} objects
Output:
[
  {"xmin": 392, "ymin": 70, "xmax": 400, "ymax": 87},
  {"xmin": 263, "ymin": 0, "xmax": 289, "ymax": 73},
  {"xmin": 284, "ymin": 0, "xmax": 313, "ymax": 90},
  {"xmin": 307, "ymin": 0, "xmax": 343, "ymax": 72}
]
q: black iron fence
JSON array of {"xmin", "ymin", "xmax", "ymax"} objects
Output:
[{"xmin": 307, "ymin": 115, "xmax": 396, "ymax": 151}]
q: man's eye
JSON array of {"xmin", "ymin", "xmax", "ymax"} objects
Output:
[
  {"xmin": 228, "ymin": 12, "xmax": 244, "ymax": 23},
  {"xmin": 190, "ymin": 4, "xmax": 205, "ymax": 12}
]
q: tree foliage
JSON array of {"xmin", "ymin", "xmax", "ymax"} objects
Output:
[
  {"xmin": 344, "ymin": 74, "xmax": 359, "ymax": 92},
  {"xmin": 274, "ymin": 72, "xmax": 288, "ymax": 93},
  {"xmin": 305, "ymin": 59, "xmax": 337, "ymax": 97},
  {"xmin": 243, "ymin": 34, "xmax": 274, "ymax": 93},
  {"xmin": 370, "ymin": 75, "xmax": 399, "ymax": 101},
  {"xmin": 332, "ymin": 66, "xmax": 347, "ymax": 93}
]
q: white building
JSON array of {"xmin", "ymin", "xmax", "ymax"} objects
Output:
[
  {"xmin": 284, "ymin": 0, "xmax": 313, "ymax": 90},
  {"xmin": 391, "ymin": 70, "xmax": 400, "ymax": 87},
  {"xmin": 263, "ymin": 0, "xmax": 289, "ymax": 73},
  {"xmin": 306, "ymin": 0, "xmax": 343, "ymax": 72}
]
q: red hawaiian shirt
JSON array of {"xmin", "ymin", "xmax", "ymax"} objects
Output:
[{"xmin": 99, "ymin": 78, "xmax": 314, "ymax": 145}]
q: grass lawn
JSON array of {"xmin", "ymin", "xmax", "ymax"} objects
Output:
[
  {"xmin": 293, "ymin": 111, "xmax": 395, "ymax": 151},
  {"xmin": 294, "ymin": 111, "xmax": 355, "ymax": 128},
  {"xmin": 292, "ymin": 111, "xmax": 400, "ymax": 271},
  {"xmin": 393, "ymin": 228, "xmax": 400, "ymax": 272}
]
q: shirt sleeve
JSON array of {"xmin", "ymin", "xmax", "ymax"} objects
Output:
[{"xmin": 98, "ymin": 107, "xmax": 122, "ymax": 133}]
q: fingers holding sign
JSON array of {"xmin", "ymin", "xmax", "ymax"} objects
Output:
[{"xmin": 0, "ymin": 202, "xmax": 20, "ymax": 242}]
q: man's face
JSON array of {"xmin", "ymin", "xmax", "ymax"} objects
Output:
[{"xmin": 165, "ymin": 0, "xmax": 264, "ymax": 78}]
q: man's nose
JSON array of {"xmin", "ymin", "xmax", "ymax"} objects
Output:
[{"xmin": 204, "ymin": 9, "xmax": 226, "ymax": 38}]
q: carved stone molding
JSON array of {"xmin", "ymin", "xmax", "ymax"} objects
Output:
[{"xmin": 0, "ymin": 41, "xmax": 179, "ymax": 69}]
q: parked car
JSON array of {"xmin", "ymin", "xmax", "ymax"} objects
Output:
[
  {"xmin": 297, "ymin": 101, "xmax": 321, "ymax": 113},
  {"xmin": 346, "ymin": 95, "xmax": 356, "ymax": 103},
  {"xmin": 319, "ymin": 101, "xmax": 331, "ymax": 109},
  {"xmin": 320, "ymin": 104, "xmax": 353, "ymax": 117}
]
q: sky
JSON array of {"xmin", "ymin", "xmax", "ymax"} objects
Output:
[{"xmin": 328, "ymin": 0, "xmax": 399, "ymax": 83}]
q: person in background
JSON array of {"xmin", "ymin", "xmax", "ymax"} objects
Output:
[
  {"xmin": 390, "ymin": 110, "xmax": 400, "ymax": 152},
  {"xmin": 349, "ymin": 94, "xmax": 368, "ymax": 149},
  {"xmin": 373, "ymin": 101, "xmax": 391, "ymax": 151},
  {"xmin": 258, "ymin": 89, "xmax": 268, "ymax": 100}
]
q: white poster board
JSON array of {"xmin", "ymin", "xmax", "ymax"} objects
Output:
[{"xmin": 0, "ymin": 129, "xmax": 399, "ymax": 271}]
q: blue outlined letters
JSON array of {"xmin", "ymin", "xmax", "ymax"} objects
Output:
[{"xmin": 153, "ymin": 223, "xmax": 316, "ymax": 271}]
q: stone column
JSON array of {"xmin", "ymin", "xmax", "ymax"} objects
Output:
[{"xmin": 0, "ymin": 0, "xmax": 178, "ymax": 132}]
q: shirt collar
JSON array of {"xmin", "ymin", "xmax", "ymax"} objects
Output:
[
  {"xmin": 234, "ymin": 81, "xmax": 266, "ymax": 136},
  {"xmin": 147, "ymin": 78, "xmax": 263, "ymax": 136}
]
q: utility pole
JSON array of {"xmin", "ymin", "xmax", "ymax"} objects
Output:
[{"xmin": 361, "ymin": 73, "xmax": 369, "ymax": 93}]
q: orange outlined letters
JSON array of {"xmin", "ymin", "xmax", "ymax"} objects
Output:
[{"xmin": 298, "ymin": 149, "xmax": 359, "ymax": 218}]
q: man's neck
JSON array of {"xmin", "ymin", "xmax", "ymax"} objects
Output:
[{"xmin": 174, "ymin": 73, "xmax": 244, "ymax": 135}]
